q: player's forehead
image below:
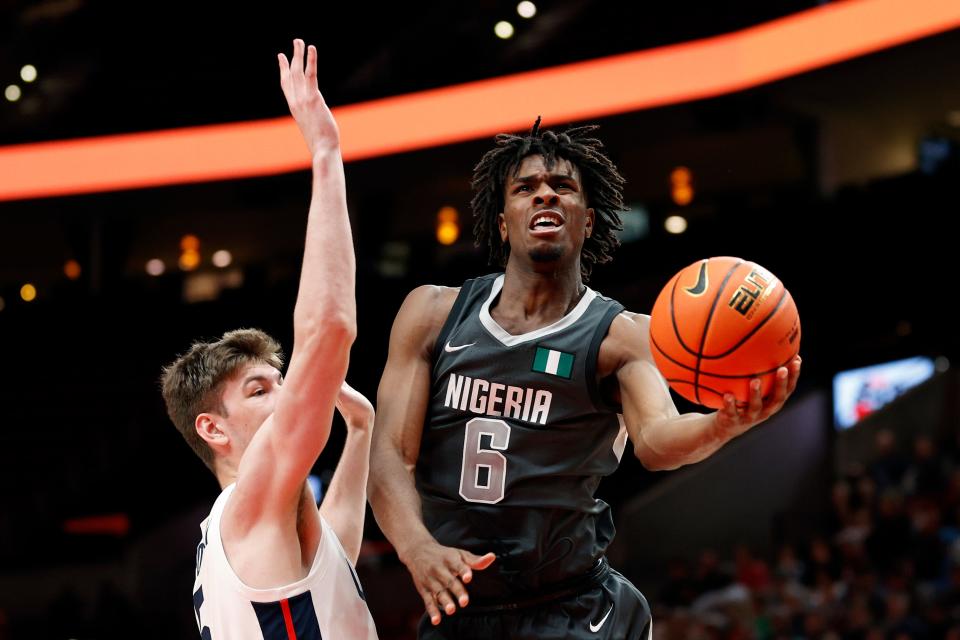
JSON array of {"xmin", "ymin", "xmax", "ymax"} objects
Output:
[
  {"xmin": 507, "ymin": 155, "xmax": 582, "ymax": 184},
  {"xmin": 227, "ymin": 362, "xmax": 282, "ymax": 387}
]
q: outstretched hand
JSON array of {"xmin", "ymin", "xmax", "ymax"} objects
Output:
[
  {"xmin": 278, "ymin": 39, "xmax": 339, "ymax": 157},
  {"xmin": 402, "ymin": 540, "xmax": 496, "ymax": 626},
  {"xmin": 715, "ymin": 355, "xmax": 801, "ymax": 436}
]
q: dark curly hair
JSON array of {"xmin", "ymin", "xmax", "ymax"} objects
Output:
[{"xmin": 470, "ymin": 118, "xmax": 626, "ymax": 281}]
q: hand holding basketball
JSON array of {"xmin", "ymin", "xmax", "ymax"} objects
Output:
[
  {"xmin": 714, "ymin": 355, "xmax": 801, "ymax": 437},
  {"xmin": 649, "ymin": 257, "xmax": 801, "ymax": 410}
]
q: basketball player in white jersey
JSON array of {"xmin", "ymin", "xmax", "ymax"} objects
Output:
[{"xmin": 160, "ymin": 39, "xmax": 378, "ymax": 639}]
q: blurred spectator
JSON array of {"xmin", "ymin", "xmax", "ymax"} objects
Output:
[
  {"xmin": 869, "ymin": 429, "xmax": 910, "ymax": 491},
  {"xmin": 866, "ymin": 489, "xmax": 911, "ymax": 572},
  {"xmin": 735, "ymin": 545, "xmax": 771, "ymax": 592},
  {"xmin": 904, "ymin": 435, "xmax": 945, "ymax": 499},
  {"xmin": 649, "ymin": 424, "xmax": 960, "ymax": 639},
  {"xmin": 661, "ymin": 556, "xmax": 698, "ymax": 608}
]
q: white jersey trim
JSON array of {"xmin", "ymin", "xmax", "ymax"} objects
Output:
[
  {"xmin": 478, "ymin": 274, "xmax": 598, "ymax": 347},
  {"xmin": 208, "ymin": 483, "xmax": 332, "ymax": 602}
]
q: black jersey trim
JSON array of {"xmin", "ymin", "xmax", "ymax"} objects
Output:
[{"xmin": 586, "ymin": 300, "xmax": 625, "ymax": 414}]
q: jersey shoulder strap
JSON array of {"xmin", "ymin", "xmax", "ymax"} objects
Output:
[
  {"xmin": 430, "ymin": 273, "xmax": 499, "ymax": 362},
  {"xmin": 585, "ymin": 299, "xmax": 626, "ymax": 413}
]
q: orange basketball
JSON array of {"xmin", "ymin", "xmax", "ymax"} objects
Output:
[{"xmin": 649, "ymin": 257, "xmax": 800, "ymax": 409}]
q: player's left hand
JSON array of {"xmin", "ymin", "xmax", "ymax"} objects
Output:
[
  {"xmin": 715, "ymin": 355, "xmax": 801, "ymax": 435},
  {"xmin": 335, "ymin": 381, "xmax": 374, "ymax": 432},
  {"xmin": 401, "ymin": 540, "xmax": 496, "ymax": 626},
  {"xmin": 278, "ymin": 38, "xmax": 340, "ymax": 158}
]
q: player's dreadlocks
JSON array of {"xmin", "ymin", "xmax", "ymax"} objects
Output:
[{"xmin": 470, "ymin": 117, "xmax": 626, "ymax": 281}]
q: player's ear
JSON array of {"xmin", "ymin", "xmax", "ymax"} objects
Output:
[
  {"xmin": 196, "ymin": 413, "xmax": 228, "ymax": 450},
  {"xmin": 585, "ymin": 207, "xmax": 594, "ymax": 238},
  {"xmin": 498, "ymin": 212, "xmax": 508, "ymax": 242}
]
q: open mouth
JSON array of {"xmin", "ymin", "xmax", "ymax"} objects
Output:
[{"xmin": 528, "ymin": 210, "xmax": 565, "ymax": 231}]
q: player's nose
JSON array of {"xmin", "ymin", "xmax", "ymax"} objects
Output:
[{"xmin": 532, "ymin": 184, "xmax": 559, "ymax": 205}]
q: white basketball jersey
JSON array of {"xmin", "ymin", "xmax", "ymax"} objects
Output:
[{"xmin": 192, "ymin": 484, "xmax": 378, "ymax": 639}]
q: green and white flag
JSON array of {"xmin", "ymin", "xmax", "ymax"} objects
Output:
[{"xmin": 532, "ymin": 346, "xmax": 574, "ymax": 379}]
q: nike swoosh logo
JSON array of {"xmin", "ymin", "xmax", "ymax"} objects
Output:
[
  {"xmin": 444, "ymin": 341, "xmax": 476, "ymax": 353},
  {"xmin": 589, "ymin": 604, "xmax": 613, "ymax": 633},
  {"xmin": 684, "ymin": 261, "xmax": 708, "ymax": 296}
]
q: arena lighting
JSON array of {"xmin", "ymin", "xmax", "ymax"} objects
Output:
[
  {"xmin": 179, "ymin": 250, "xmax": 201, "ymax": 271},
  {"xmin": 517, "ymin": 2, "xmax": 537, "ymax": 19},
  {"xmin": 64, "ymin": 259, "xmax": 82, "ymax": 280},
  {"xmin": 212, "ymin": 249, "xmax": 232, "ymax": 267},
  {"xmin": 21, "ymin": 64, "xmax": 37, "ymax": 83},
  {"xmin": 665, "ymin": 215, "xmax": 688, "ymax": 234},
  {"xmin": 670, "ymin": 166, "xmax": 694, "ymax": 206},
  {"xmin": 180, "ymin": 234, "xmax": 200, "ymax": 251},
  {"xmin": 0, "ymin": 0, "xmax": 958, "ymax": 201},
  {"xmin": 63, "ymin": 513, "xmax": 131, "ymax": 536},
  {"xmin": 494, "ymin": 21, "xmax": 515, "ymax": 39},
  {"xmin": 436, "ymin": 206, "xmax": 460, "ymax": 245},
  {"xmin": 20, "ymin": 283, "xmax": 37, "ymax": 301},
  {"xmin": 146, "ymin": 258, "xmax": 165, "ymax": 276}
]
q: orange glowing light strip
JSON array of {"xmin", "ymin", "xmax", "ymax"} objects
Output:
[
  {"xmin": 63, "ymin": 513, "xmax": 131, "ymax": 536},
  {"xmin": 1, "ymin": 0, "xmax": 958, "ymax": 202}
]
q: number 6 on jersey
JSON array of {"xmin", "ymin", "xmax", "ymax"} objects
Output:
[{"xmin": 459, "ymin": 418, "xmax": 511, "ymax": 503}]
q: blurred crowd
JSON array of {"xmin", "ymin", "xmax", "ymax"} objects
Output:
[{"xmin": 652, "ymin": 428, "xmax": 960, "ymax": 640}]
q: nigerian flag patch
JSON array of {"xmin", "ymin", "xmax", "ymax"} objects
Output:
[{"xmin": 532, "ymin": 346, "xmax": 574, "ymax": 379}]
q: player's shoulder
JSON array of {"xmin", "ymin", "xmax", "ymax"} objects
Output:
[
  {"xmin": 405, "ymin": 283, "xmax": 460, "ymax": 306},
  {"xmin": 390, "ymin": 284, "xmax": 461, "ymax": 356},
  {"xmin": 609, "ymin": 310, "xmax": 651, "ymax": 343},
  {"xmin": 403, "ymin": 272, "xmax": 500, "ymax": 308},
  {"xmin": 400, "ymin": 284, "xmax": 460, "ymax": 322},
  {"xmin": 615, "ymin": 310, "xmax": 650, "ymax": 328},
  {"xmin": 599, "ymin": 311, "xmax": 653, "ymax": 374}
]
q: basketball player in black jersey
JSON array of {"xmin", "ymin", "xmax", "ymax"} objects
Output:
[{"xmin": 368, "ymin": 121, "xmax": 801, "ymax": 639}]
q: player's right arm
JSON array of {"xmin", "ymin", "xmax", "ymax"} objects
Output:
[
  {"xmin": 605, "ymin": 312, "xmax": 799, "ymax": 471},
  {"xmin": 227, "ymin": 39, "xmax": 356, "ymax": 530},
  {"xmin": 368, "ymin": 286, "xmax": 495, "ymax": 626}
]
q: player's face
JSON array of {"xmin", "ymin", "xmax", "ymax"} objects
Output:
[
  {"xmin": 218, "ymin": 363, "xmax": 284, "ymax": 453},
  {"xmin": 499, "ymin": 155, "xmax": 594, "ymax": 271}
]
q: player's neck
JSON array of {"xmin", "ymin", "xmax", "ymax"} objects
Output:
[
  {"xmin": 494, "ymin": 261, "xmax": 586, "ymax": 328},
  {"xmin": 214, "ymin": 458, "xmax": 238, "ymax": 490}
]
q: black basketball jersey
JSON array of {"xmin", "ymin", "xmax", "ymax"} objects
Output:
[{"xmin": 418, "ymin": 273, "xmax": 627, "ymax": 600}]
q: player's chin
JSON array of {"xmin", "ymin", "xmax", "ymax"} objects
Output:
[{"xmin": 528, "ymin": 244, "xmax": 565, "ymax": 263}]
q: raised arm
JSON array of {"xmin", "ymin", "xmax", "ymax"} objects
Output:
[
  {"xmin": 229, "ymin": 39, "xmax": 356, "ymax": 527},
  {"xmin": 367, "ymin": 286, "xmax": 495, "ymax": 626},
  {"xmin": 606, "ymin": 312, "xmax": 801, "ymax": 471},
  {"xmin": 319, "ymin": 381, "xmax": 375, "ymax": 565}
]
